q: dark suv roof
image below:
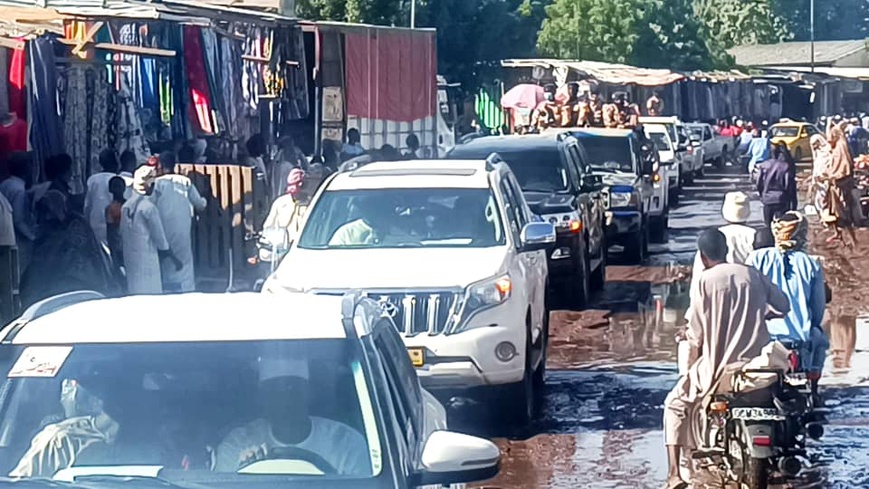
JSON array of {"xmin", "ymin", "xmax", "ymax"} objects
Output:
[{"xmin": 447, "ymin": 134, "xmax": 569, "ymax": 155}]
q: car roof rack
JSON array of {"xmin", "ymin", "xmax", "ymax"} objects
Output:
[
  {"xmin": 341, "ymin": 290, "xmax": 367, "ymax": 339},
  {"xmin": 485, "ymin": 153, "xmax": 504, "ymax": 171},
  {"xmin": 2, "ymin": 290, "xmax": 106, "ymax": 344}
]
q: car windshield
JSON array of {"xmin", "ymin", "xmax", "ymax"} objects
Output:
[
  {"xmin": 771, "ymin": 126, "xmax": 800, "ymax": 138},
  {"xmin": 298, "ymin": 188, "xmax": 506, "ymax": 250},
  {"xmin": 647, "ymin": 132, "xmax": 672, "ymax": 151},
  {"xmin": 579, "ymin": 137, "xmax": 635, "ymax": 172},
  {"xmin": 447, "ymin": 147, "xmax": 569, "ymax": 192},
  {"xmin": 688, "ymin": 126, "xmax": 704, "ymax": 138},
  {"xmin": 0, "ymin": 340, "xmax": 381, "ymax": 485}
]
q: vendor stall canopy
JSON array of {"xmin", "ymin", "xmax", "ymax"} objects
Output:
[
  {"xmin": 0, "ymin": 0, "xmax": 297, "ymax": 39},
  {"xmin": 501, "ymin": 59, "xmax": 752, "ymax": 86}
]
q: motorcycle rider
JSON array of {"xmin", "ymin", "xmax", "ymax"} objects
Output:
[
  {"xmin": 747, "ymin": 211, "xmax": 829, "ymax": 402},
  {"xmin": 664, "ymin": 229, "xmax": 789, "ymax": 489}
]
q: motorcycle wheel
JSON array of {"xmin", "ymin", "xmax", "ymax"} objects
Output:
[{"xmin": 729, "ymin": 426, "xmax": 770, "ymax": 489}]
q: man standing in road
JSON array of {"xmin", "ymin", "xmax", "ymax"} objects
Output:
[
  {"xmin": 746, "ymin": 128, "xmax": 771, "ymax": 175},
  {"xmin": 154, "ymin": 152, "xmax": 207, "ymax": 292},
  {"xmin": 747, "ymin": 211, "xmax": 828, "ymax": 402},
  {"xmin": 121, "ymin": 165, "xmax": 181, "ymax": 295},
  {"xmin": 664, "ymin": 229, "xmax": 789, "ymax": 489},
  {"xmin": 756, "ymin": 143, "xmax": 797, "ymax": 227}
]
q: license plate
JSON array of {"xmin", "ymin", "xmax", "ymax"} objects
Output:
[
  {"xmin": 408, "ymin": 348, "xmax": 424, "ymax": 367},
  {"xmin": 731, "ymin": 407, "xmax": 782, "ymax": 420}
]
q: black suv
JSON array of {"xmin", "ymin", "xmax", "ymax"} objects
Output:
[{"xmin": 445, "ymin": 133, "xmax": 606, "ymax": 307}]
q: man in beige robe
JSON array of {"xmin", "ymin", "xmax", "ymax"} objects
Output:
[{"xmin": 663, "ymin": 229, "xmax": 789, "ymax": 489}]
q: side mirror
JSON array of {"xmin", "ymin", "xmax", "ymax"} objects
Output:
[
  {"xmin": 581, "ymin": 174, "xmax": 603, "ymax": 191},
  {"xmin": 519, "ymin": 222, "xmax": 556, "ymax": 252},
  {"xmin": 411, "ymin": 431, "xmax": 500, "ymax": 486}
]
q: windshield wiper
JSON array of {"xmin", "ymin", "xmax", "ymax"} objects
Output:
[
  {"xmin": 522, "ymin": 187, "xmax": 558, "ymax": 193},
  {"xmin": 61, "ymin": 475, "xmax": 192, "ymax": 488}
]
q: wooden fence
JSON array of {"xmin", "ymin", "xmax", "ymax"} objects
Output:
[{"xmin": 176, "ymin": 164, "xmax": 269, "ymax": 281}]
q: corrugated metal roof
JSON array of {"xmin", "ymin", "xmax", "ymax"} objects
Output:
[
  {"xmin": 764, "ymin": 66, "xmax": 869, "ymax": 81},
  {"xmin": 0, "ymin": 0, "xmax": 298, "ymax": 26},
  {"xmin": 684, "ymin": 69, "xmax": 752, "ymax": 82},
  {"xmin": 501, "ymin": 59, "xmax": 685, "ymax": 87},
  {"xmin": 728, "ymin": 40, "xmax": 867, "ymax": 67}
]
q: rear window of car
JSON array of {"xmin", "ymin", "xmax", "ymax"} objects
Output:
[
  {"xmin": 771, "ymin": 126, "xmax": 800, "ymax": 137},
  {"xmin": 446, "ymin": 146, "xmax": 569, "ymax": 193}
]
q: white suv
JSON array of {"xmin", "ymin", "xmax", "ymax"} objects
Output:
[{"xmin": 262, "ymin": 158, "xmax": 556, "ymax": 424}]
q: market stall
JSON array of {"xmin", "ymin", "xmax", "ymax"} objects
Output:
[{"xmin": 0, "ymin": 0, "xmax": 310, "ymax": 291}]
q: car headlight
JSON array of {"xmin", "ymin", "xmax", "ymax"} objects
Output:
[
  {"xmin": 610, "ymin": 191, "xmax": 637, "ymax": 209},
  {"xmin": 450, "ymin": 275, "xmax": 512, "ymax": 333}
]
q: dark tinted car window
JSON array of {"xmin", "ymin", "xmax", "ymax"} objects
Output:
[{"xmin": 447, "ymin": 146, "xmax": 569, "ymax": 192}]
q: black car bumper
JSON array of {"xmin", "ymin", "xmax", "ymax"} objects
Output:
[
  {"xmin": 605, "ymin": 210, "xmax": 642, "ymax": 240},
  {"xmin": 547, "ymin": 232, "xmax": 581, "ymax": 279}
]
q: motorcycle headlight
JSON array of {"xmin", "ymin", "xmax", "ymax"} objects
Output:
[
  {"xmin": 610, "ymin": 191, "xmax": 636, "ymax": 208},
  {"xmin": 451, "ymin": 275, "xmax": 512, "ymax": 333}
]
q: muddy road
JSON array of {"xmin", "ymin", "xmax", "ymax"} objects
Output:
[{"xmin": 451, "ymin": 167, "xmax": 869, "ymax": 488}]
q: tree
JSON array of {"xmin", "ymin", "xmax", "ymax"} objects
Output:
[
  {"xmin": 693, "ymin": 0, "xmax": 791, "ymax": 49},
  {"xmin": 536, "ymin": 0, "xmax": 725, "ymax": 71},
  {"xmin": 777, "ymin": 0, "xmax": 869, "ymax": 42}
]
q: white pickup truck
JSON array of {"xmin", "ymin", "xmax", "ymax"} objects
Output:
[{"xmin": 686, "ymin": 122, "xmax": 733, "ymax": 169}]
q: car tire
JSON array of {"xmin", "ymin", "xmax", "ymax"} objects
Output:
[
  {"xmin": 650, "ymin": 212, "xmax": 668, "ymax": 243},
  {"xmin": 533, "ymin": 302, "xmax": 549, "ymax": 393},
  {"xmin": 590, "ymin": 235, "xmax": 607, "ymax": 291},
  {"xmin": 561, "ymin": 244, "xmax": 589, "ymax": 309},
  {"xmin": 623, "ymin": 227, "xmax": 647, "ymax": 264},
  {"xmin": 505, "ymin": 320, "xmax": 535, "ymax": 426}
]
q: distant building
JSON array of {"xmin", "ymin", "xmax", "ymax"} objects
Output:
[{"xmin": 729, "ymin": 39, "xmax": 869, "ymax": 69}]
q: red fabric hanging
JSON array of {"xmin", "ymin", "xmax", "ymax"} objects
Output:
[
  {"xmin": 0, "ymin": 116, "xmax": 27, "ymax": 152},
  {"xmin": 8, "ymin": 45, "xmax": 26, "ymax": 119},
  {"xmin": 182, "ymin": 25, "xmax": 214, "ymax": 135}
]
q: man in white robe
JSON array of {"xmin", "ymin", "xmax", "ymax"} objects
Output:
[
  {"xmin": 121, "ymin": 165, "xmax": 181, "ymax": 295},
  {"xmin": 84, "ymin": 149, "xmax": 121, "ymax": 248},
  {"xmin": 686, "ymin": 191, "xmax": 757, "ymax": 320},
  {"xmin": 154, "ymin": 152, "xmax": 207, "ymax": 292},
  {"xmin": 663, "ymin": 229, "xmax": 789, "ymax": 489}
]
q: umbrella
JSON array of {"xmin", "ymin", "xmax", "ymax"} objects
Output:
[{"xmin": 501, "ymin": 84, "xmax": 545, "ymax": 111}]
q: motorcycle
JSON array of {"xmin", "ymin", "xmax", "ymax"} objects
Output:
[
  {"xmin": 250, "ymin": 227, "xmax": 291, "ymax": 292},
  {"xmin": 693, "ymin": 360, "xmax": 824, "ymax": 489}
]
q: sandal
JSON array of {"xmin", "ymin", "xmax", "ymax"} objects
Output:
[{"xmin": 664, "ymin": 480, "xmax": 689, "ymax": 489}]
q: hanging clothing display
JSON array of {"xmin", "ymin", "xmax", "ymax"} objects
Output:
[
  {"xmin": 28, "ymin": 36, "xmax": 64, "ymax": 167},
  {"xmin": 9, "ymin": 45, "xmax": 26, "ymax": 120},
  {"xmin": 242, "ymin": 26, "xmax": 262, "ymax": 115},
  {"xmin": 158, "ymin": 24, "xmax": 189, "ymax": 140},
  {"xmin": 219, "ymin": 36, "xmax": 245, "ymax": 140},
  {"xmin": 183, "ymin": 25, "xmax": 216, "ymax": 135},
  {"xmin": 200, "ymin": 28, "xmax": 226, "ymax": 135},
  {"xmin": 60, "ymin": 66, "xmax": 111, "ymax": 194},
  {"xmin": 61, "ymin": 65, "xmax": 88, "ymax": 193},
  {"xmin": 116, "ymin": 77, "xmax": 150, "ymax": 164},
  {"xmin": 0, "ymin": 48, "xmax": 9, "ymax": 118},
  {"xmin": 0, "ymin": 114, "xmax": 27, "ymax": 152}
]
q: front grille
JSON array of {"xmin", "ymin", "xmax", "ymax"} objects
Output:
[{"xmin": 373, "ymin": 291, "xmax": 460, "ymax": 336}]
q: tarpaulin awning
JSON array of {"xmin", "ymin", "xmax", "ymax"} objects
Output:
[
  {"xmin": 345, "ymin": 27, "xmax": 436, "ymax": 123},
  {"xmin": 501, "ymin": 58, "xmax": 685, "ymax": 86}
]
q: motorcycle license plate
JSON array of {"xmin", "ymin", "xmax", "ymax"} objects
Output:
[
  {"xmin": 731, "ymin": 407, "xmax": 781, "ymax": 420},
  {"xmin": 408, "ymin": 348, "xmax": 425, "ymax": 367}
]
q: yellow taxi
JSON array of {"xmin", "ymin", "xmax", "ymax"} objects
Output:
[{"xmin": 769, "ymin": 120, "xmax": 823, "ymax": 161}]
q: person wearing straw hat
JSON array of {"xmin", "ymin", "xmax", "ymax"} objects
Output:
[
  {"xmin": 685, "ymin": 192, "xmax": 757, "ymax": 321},
  {"xmin": 120, "ymin": 165, "xmax": 181, "ymax": 295}
]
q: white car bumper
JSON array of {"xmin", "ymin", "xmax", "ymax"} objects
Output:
[{"xmin": 404, "ymin": 302, "xmax": 527, "ymax": 390}]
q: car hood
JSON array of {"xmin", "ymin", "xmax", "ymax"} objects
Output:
[
  {"xmin": 269, "ymin": 247, "xmax": 508, "ymax": 290},
  {"xmin": 523, "ymin": 191, "xmax": 575, "ymax": 215},
  {"xmin": 593, "ymin": 170, "xmax": 639, "ymax": 188}
]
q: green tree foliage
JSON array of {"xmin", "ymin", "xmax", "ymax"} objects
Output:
[
  {"xmin": 777, "ymin": 0, "xmax": 869, "ymax": 42},
  {"xmin": 693, "ymin": 0, "xmax": 792, "ymax": 49},
  {"xmin": 536, "ymin": 0, "xmax": 723, "ymax": 71}
]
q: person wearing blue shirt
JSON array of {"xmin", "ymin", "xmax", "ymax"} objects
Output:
[
  {"xmin": 747, "ymin": 211, "xmax": 828, "ymax": 399},
  {"xmin": 746, "ymin": 128, "xmax": 771, "ymax": 174}
]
